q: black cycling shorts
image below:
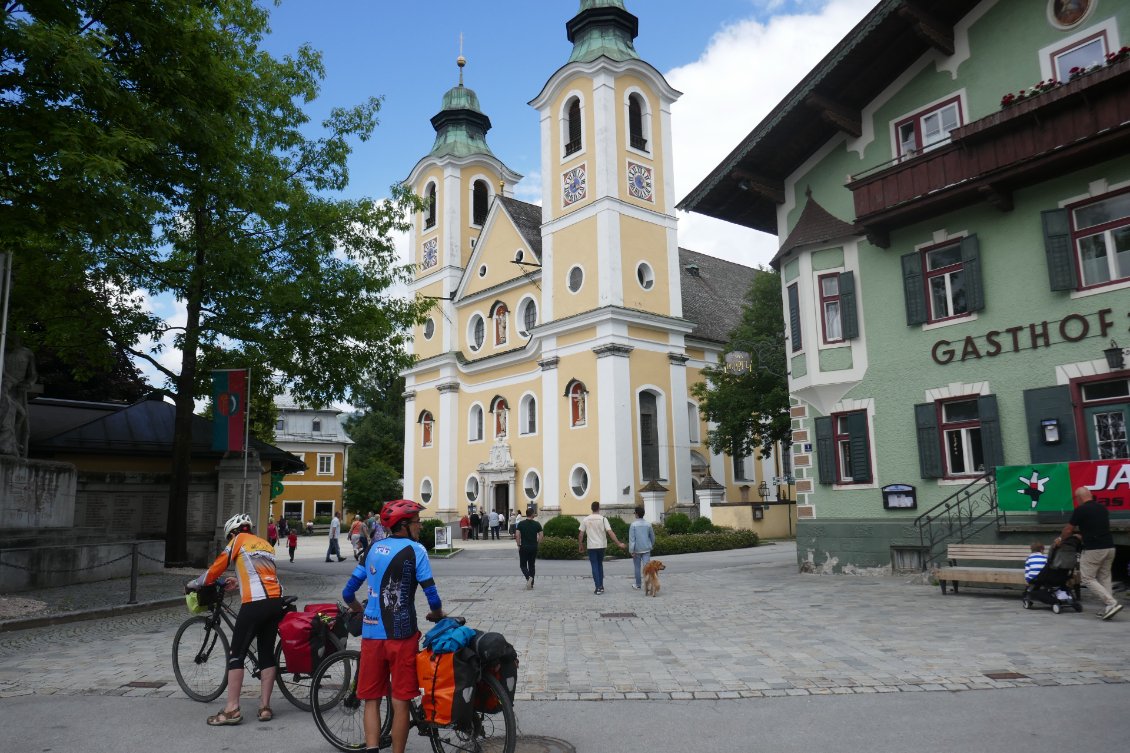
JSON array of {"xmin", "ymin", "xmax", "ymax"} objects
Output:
[{"xmin": 227, "ymin": 597, "xmax": 285, "ymax": 671}]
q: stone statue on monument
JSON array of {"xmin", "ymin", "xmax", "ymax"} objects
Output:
[{"xmin": 0, "ymin": 335, "xmax": 38, "ymax": 457}]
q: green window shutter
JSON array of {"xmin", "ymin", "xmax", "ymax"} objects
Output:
[
  {"xmin": 1041, "ymin": 208, "xmax": 1077, "ymax": 291},
  {"xmin": 960, "ymin": 234, "xmax": 984, "ymax": 313},
  {"xmin": 838, "ymin": 271, "xmax": 859, "ymax": 340},
  {"xmin": 845, "ymin": 411, "xmax": 871, "ymax": 483},
  {"xmin": 814, "ymin": 416, "xmax": 834, "ymax": 485},
  {"xmin": 787, "ymin": 283, "xmax": 802, "ymax": 352},
  {"xmin": 914, "ymin": 403, "xmax": 942, "ymax": 479},
  {"xmin": 977, "ymin": 394, "xmax": 1004, "ymax": 473},
  {"xmin": 901, "ymin": 252, "xmax": 927, "ymax": 326},
  {"xmin": 1023, "ymin": 385, "xmax": 1080, "ymax": 464}
]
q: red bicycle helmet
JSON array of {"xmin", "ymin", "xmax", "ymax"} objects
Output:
[{"xmin": 380, "ymin": 499, "xmax": 426, "ymax": 531}]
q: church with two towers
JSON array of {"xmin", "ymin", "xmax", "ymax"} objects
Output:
[{"xmin": 401, "ymin": 1, "xmax": 790, "ymax": 532}]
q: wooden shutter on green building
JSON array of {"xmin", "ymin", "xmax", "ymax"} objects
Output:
[
  {"xmin": 960, "ymin": 235, "xmax": 984, "ymax": 312},
  {"xmin": 838, "ymin": 271, "xmax": 859, "ymax": 340},
  {"xmin": 1023, "ymin": 385, "xmax": 1079, "ymax": 464},
  {"xmin": 914, "ymin": 403, "xmax": 942, "ymax": 478},
  {"xmin": 787, "ymin": 283, "xmax": 802, "ymax": 352},
  {"xmin": 977, "ymin": 394, "xmax": 1004, "ymax": 473},
  {"xmin": 814, "ymin": 416, "xmax": 834, "ymax": 485},
  {"xmin": 845, "ymin": 411, "xmax": 871, "ymax": 483},
  {"xmin": 901, "ymin": 252, "xmax": 927, "ymax": 326},
  {"xmin": 1041, "ymin": 208, "xmax": 1077, "ymax": 291}
]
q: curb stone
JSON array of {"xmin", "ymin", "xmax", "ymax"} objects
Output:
[{"xmin": 0, "ymin": 597, "xmax": 183, "ymax": 633}]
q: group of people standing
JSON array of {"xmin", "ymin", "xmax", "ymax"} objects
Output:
[{"xmin": 459, "ymin": 508, "xmax": 514, "ymax": 540}]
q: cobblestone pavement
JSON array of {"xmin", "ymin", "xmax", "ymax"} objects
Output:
[{"xmin": 1, "ymin": 544, "xmax": 1126, "ymax": 704}]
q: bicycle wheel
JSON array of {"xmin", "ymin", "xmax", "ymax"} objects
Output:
[
  {"xmin": 311, "ymin": 650, "xmax": 394, "ymax": 752},
  {"xmin": 429, "ymin": 673, "xmax": 516, "ymax": 753},
  {"xmin": 274, "ymin": 642, "xmax": 313, "ymax": 712},
  {"xmin": 172, "ymin": 615, "xmax": 230, "ymax": 702}
]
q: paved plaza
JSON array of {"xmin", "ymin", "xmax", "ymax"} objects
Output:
[{"xmin": 1, "ymin": 542, "xmax": 1127, "ymax": 704}]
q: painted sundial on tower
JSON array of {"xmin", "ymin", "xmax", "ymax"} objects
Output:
[
  {"xmin": 422, "ymin": 238, "xmax": 438, "ymax": 269},
  {"xmin": 627, "ymin": 161, "xmax": 653, "ymax": 202},
  {"xmin": 562, "ymin": 164, "xmax": 587, "ymax": 206}
]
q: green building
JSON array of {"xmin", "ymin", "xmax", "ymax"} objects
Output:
[{"xmin": 681, "ymin": 0, "xmax": 1130, "ymax": 572}]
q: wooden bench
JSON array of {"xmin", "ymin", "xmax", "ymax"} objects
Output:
[{"xmin": 935, "ymin": 544, "xmax": 1031, "ymax": 594}]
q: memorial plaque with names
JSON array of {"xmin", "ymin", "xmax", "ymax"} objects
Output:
[
  {"xmin": 85, "ymin": 493, "xmax": 110, "ymax": 528},
  {"xmin": 112, "ymin": 494, "xmax": 140, "ymax": 530},
  {"xmin": 140, "ymin": 493, "xmax": 166, "ymax": 532},
  {"xmin": 220, "ymin": 482, "xmax": 238, "ymax": 522}
]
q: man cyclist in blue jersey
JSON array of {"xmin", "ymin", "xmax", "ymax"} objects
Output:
[{"xmin": 343, "ymin": 499, "xmax": 444, "ymax": 753}]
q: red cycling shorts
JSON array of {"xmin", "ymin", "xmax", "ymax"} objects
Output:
[{"xmin": 358, "ymin": 635, "xmax": 420, "ymax": 701}]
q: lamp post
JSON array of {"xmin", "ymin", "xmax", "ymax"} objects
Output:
[
  {"xmin": 757, "ymin": 480, "xmax": 769, "ymax": 503},
  {"xmin": 1103, "ymin": 340, "xmax": 1129, "ymax": 371}
]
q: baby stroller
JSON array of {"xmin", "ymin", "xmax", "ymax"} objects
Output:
[{"xmin": 1022, "ymin": 537, "xmax": 1083, "ymax": 614}]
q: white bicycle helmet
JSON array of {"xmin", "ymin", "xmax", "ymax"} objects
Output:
[{"xmin": 224, "ymin": 513, "xmax": 253, "ymax": 539}]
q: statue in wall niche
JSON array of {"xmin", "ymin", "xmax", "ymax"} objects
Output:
[{"xmin": 0, "ymin": 335, "xmax": 38, "ymax": 458}]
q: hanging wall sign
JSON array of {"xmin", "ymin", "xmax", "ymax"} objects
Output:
[{"xmin": 996, "ymin": 460, "xmax": 1130, "ymax": 512}]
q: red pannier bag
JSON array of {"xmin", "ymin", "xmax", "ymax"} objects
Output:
[
  {"xmin": 416, "ymin": 646, "xmax": 478, "ymax": 729},
  {"xmin": 279, "ymin": 603, "xmax": 342, "ymax": 675}
]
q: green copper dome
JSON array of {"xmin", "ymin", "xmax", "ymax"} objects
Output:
[
  {"xmin": 428, "ymin": 82, "xmax": 496, "ymax": 160},
  {"xmin": 567, "ymin": 1, "xmax": 639, "ymax": 63},
  {"xmin": 440, "ymin": 84, "xmax": 483, "ymax": 114}
]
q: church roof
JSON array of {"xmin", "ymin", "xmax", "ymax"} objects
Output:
[
  {"xmin": 31, "ymin": 393, "xmax": 305, "ymax": 473},
  {"xmin": 771, "ymin": 194, "xmax": 857, "ymax": 268},
  {"xmin": 428, "ymin": 82, "xmax": 497, "ymax": 160},
  {"xmin": 498, "ymin": 197, "xmax": 543, "ymax": 261},
  {"xmin": 567, "ymin": 0, "xmax": 640, "ymax": 64},
  {"xmin": 678, "ymin": 248, "xmax": 758, "ymax": 345}
]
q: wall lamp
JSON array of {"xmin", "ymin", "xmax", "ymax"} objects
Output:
[{"xmin": 1104, "ymin": 339, "xmax": 1129, "ymax": 371}]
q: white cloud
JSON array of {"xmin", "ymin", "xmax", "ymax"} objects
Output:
[{"xmin": 669, "ymin": 0, "xmax": 874, "ymax": 267}]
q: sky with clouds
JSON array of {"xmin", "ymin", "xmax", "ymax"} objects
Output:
[{"xmin": 137, "ymin": 0, "xmax": 877, "ymax": 391}]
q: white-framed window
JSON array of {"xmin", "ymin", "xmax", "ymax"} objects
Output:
[
  {"xmin": 566, "ymin": 379, "xmax": 587, "ymax": 428},
  {"xmin": 282, "ymin": 500, "xmax": 303, "ymax": 521},
  {"xmin": 1071, "ymin": 190, "xmax": 1130, "ymax": 289},
  {"xmin": 569, "ymin": 464, "xmax": 590, "ymax": 498},
  {"xmin": 818, "ymin": 273, "xmax": 843, "ymax": 343},
  {"xmin": 317, "ymin": 453, "xmax": 333, "ymax": 475},
  {"xmin": 832, "ymin": 410, "xmax": 872, "ymax": 484},
  {"xmin": 491, "ymin": 396, "xmax": 509, "ymax": 439},
  {"xmin": 468, "ymin": 403, "xmax": 484, "ymax": 443},
  {"xmin": 517, "ymin": 296, "xmax": 538, "ymax": 337},
  {"xmin": 465, "ymin": 475, "xmax": 480, "ymax": 502},
  {"xmin": 420, "ymin": 478, "xmax": 433, "ymax": 505},
  {"xmin": 418, "ymin": 410, "xmax": 434, "ymax": 448},
  {"xmin": 940, "ymin": 398, "xmax": 984, "ymax": 477},
  {"xmin": 895, "ymin": 97, "xmax": 962, "ymax": 160},
  {"xmin": 490, "ymin": 301, "xmax": 509, "ymax": 347},
  {"xmin": 472, "ymin": 179, "xmax": 489, "ymax": 226},
  {"xmin": 638, "ymin": 390, "xmax": 661, "ymax": 482},
  {"xmin": 625, "ymin": 90, "xmax": 651, "ymax": 153},
  {"xmin": 314, "ymin": 500, "xmax": 334, "ymax": 518},
  {"xmin": 636, "ymin": 262, "xmax": 655, "ymax": 290},
  {"xmin": 922, "ymin": 241, "xmax": 969, "ymax": 323},
  {"xmin": 468, "ymin": 314, "xmax": 485, "ymax": 351},
  {"xmin": 275, "ymin": 418, "xmax": 284, "ymax": 431},
  {"xmin": 687, "ymin": 402, "xmax": 700, "ymax": 444},
  {"xmin": 562, "ymin": 94, "xmax": 584, "ymax": 158},
  {"xmin": 424, "ymin": 181, "xmax": 437, "ymax": 229},
  {"xmin": 423, "ymin": 318, "xmax": 435, "ymax": 340},
  {"xmin": 312, "ymin": 419, "xmax": 322, "ymax": 433},
  {"xmin": 1051, "ymin": 31, "xmax": 1107, "ymax": 80},
  {"xmin": 524, "ymin": 469, "xmax": 541, "ymax": 500},
  {"xmin": 567, "ymin": 265, "xmax": 584, "ymax": 293},
  {"xmin": 519, "ymin": 393, "xmax": 537, "ymax": 436}
]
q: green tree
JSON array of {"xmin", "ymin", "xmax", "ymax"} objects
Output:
[
  {"xmin": 343, "ymin": 374, "xmax": 406, "ymax": 509},
  {"xmin": 4, "ymin": 1, "xmax": 427, "ymax": 563},
  {"xmin": 691, "ymin": 267, "xmax": 791, "ymax": 460}
]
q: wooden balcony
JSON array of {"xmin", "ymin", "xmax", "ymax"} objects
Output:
[{"xmin": 848, "ymin": 58, "xmax": 1130, "ymax": 246}]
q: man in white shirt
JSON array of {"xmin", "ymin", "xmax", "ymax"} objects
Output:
[
  {"xmin": 577, "ymin": 501, "xmax": 624, "ymax": 594},
  {"xmin": 325, "ymin": 511, "xmax": 346, "ymax": 562},
  {"xmin": 488, "ymin": 509, "xmax": 501, "ymax": 540}
]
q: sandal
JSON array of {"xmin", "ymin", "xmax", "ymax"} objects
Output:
[
  {"xmin": 207, "ymin": 708, "xmax": 242, "ymax": 726},
  {"xmin": 257, "ymin": 706, "xmax": 273, "ymax": 722}
]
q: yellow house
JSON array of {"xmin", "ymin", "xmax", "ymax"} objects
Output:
[
  {"xmin": 402, "ymin": 1, "xmax": 792, "ymax": 535},
  {"xmin": 272, "ymin": 402, "xmax": 352, "ymax": 525}
]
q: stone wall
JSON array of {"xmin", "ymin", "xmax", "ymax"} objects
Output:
[
  {"xmin": 0, "ymin": 456, "xmax": 76, "ymax": 529},
  {"xmin": 0, "ymin": 539, "xmax": 164, "ymax": 593}
]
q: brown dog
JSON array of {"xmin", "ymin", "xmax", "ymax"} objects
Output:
[{"xmin": 643, "ymin": 559, "xmax": 666, "ymax": 597}]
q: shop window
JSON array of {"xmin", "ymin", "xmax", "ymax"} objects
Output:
[{"xmin": 902, "ymin": 236, "xmax": 983, "ymax": 326}]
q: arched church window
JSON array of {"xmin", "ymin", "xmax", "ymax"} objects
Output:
[
  {"xmin": 629, "ymin": 93, "xmax": 647, "ymax": 151},
  {"xmin": 473, "ymin": 180, "xmax": 489, "ymax": 226},
  {"xmin": 425, "ymin": 183, "xmax": 437, "ymax": 229},
  {"xmin": 468, "ymin": 404, "xmax": 483, "ymax": 442},
  {"xmin": 520, "ymin": 394, "xmax": 537, "ymax": 435},
  {"xmin": 639, "ymin": 391, "xmax": 659, "ymax": 481},
  {"xmin": 565, "ymin": 98, "xmax": 582, "ymax": 156}
]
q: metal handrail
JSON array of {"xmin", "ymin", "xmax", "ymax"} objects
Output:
[{"xmin": 913, "ymin": 472, "xmax": 1000, "ymax": 567}]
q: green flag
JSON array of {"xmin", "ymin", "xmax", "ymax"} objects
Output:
[{"xmin": 270, "ymin": 473, "xmax": 285, "ymax": 499}]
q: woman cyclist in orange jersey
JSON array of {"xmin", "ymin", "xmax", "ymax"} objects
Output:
[{"xmin": 187, "ymin": 512, "xmax": 285, "ymax": 725}]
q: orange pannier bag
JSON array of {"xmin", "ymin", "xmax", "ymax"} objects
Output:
[{"xmin": 416, "ymin": 646, "xmax": 477, "ymax": 729}]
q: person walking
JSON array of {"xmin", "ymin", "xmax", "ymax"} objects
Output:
[
  {"xmin": 488, "ymin": 509, "xmax": 499, "ymax": 540},
  {"xmin": 577, "ymin": 501, "xmax": 624, "ymax": 595},
  {"xmin": 349, "ymin": 514, "xmax": 364, "ymax": 559},
  {"xmin": 266, "ymin": 517, "xmax": 278, "ymax": 549},
  {"xmin": 277, "ymin": 517, "xmax": 289, "ymax": 540},
  {"xmin": 287, "ymin": 528, "xmax": 298, "ymax": 562},
  {"xmin": 326, "ymin": 511, "xmax": 346, "ymax": 562},
  {"xmin": 515, "ymin": 509, "xmax": 543, "ymax": 589},
  {"xmin": 187, "ymin": 513, "xmax": 284, "ymax": 725},
  {"xmin": 1058, "ymin": 486, "xmax": 1123, "ymax": 619},
  {"xmin": 628, "ymin": 506, "xmax": 655, "ymax": 591},
  {"xmin": 342, "ymin": 500, "xmax": 444, "ymax": 753}
]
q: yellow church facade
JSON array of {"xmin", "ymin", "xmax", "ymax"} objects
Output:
[{"xmin": 402, "ymin": 1, "xmax": 792, "ymax": 534}]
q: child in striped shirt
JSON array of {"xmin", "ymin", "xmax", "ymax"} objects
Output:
[{"xmin": 1024, "ymin": 542, "xmax": 1048, "ymax": 583}]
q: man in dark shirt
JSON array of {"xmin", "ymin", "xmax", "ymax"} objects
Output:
[
  {"xmin": 515, "ymin": 509, "xmax": 543, "ymax": 589},
  {"xmin": 1057, "ymin": 486, "xmax": 1122, "ymax": 620}
]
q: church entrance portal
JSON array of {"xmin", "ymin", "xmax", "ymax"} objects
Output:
[{"xmin": 494, "ymin": 483, "xmax": 509, "ymax": 516}]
